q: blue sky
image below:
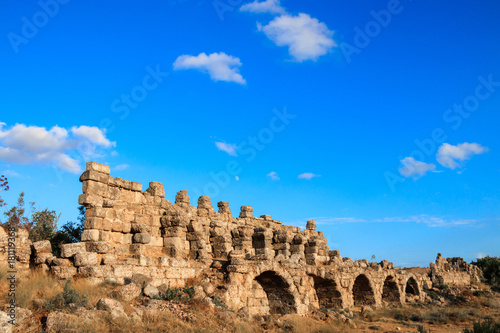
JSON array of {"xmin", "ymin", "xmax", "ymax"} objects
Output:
[{"xmin": 1, "ymin": 0, "xmax": 499, "ymax": 267}]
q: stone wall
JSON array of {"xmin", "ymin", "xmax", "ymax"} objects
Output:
[{"xmin": 9, "ymin": 162, "xmax": 483, "ymax": 315}]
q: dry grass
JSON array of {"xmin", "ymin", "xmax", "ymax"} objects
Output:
[{"xmin": 14, "ymin": 270, "xmax": 62, "ymax": 309}]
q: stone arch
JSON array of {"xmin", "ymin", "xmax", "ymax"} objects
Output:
[
  {"xmin": 352, "ymin": 274, "xmax": 376, "ymax": 306},
  {"xmin": 254, "ymin": 270, "xmax": 297, "ymax": 314},
  {"xmin": 405, "ymin": 276, "xmax": 420, "ymax": 296},
  {"xmin": 310, "ymin": 275, "xmax": 343, "ymax": 309},
  {"xmin": 382, "ymin": 275, "xmax": 400, "ymax": 304}
]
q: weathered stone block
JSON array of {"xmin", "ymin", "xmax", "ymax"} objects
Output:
[
  {"xmin": 122, "ymin": 222, "xmax": 131, "ymax": 233},
  {"xmin": 82, "ymin": 180, "xmax": 108, "ymax": 197},
  {"xmin": 131, "ymin": 182, "xmax": 142, "ymax": 192},
  {"xmin": 32, "ymin": 240, "xmax": 52, "ymax": 254},
  {"xmin": 131, "ymin": 223, "xmax": 151, "ymax": 234},
  {"xmin": 60, "ymin": 242, "xmax": 86, "ymax": 258},
  {"xmin": 51, "ymin": 258, "xmax": 72, "ymax": 266},
  {"xmin": 133, "ymin": 233, "xmax": 151, "ymax": 244},
  {"xmin": 81, "ymin": 229, "xmax": 100, "ymax": 242},
  {"xmin": 35, "ymin": 253, "xmax": 53, "ymax": 265},
  {"xmin": 84, "ymin": 217, "xmax": 103, "ymax": 230},
  {"xmin": 74, "ymin": 252, "xmax": 99, "ymax": 267},
  {"xmin": 78, "ymin": 194, "xmax": 103, "ymax": 207},
  {"xmin": 51, "ymin": 266, "xmax": 77, "ymax": 279},
  {"xmin": 112, "ymin": 221, "xmax": 123, "ymax": 233},
  {"xmin": 86, "ymin": 162, "xmax": 111, "ymax": 175},
  {"xmin": 79, "ymin": 170, "xmax": 110, "ymax": 184},
  {"xmin": 148, "ymin": 182, "xmax": 165, "ymax": 197},
  {"xmin": 239, "ymin": 205, "xmax": 253, "ymax": 218},
  {"xmin": 86, "ymin": 241, "xmax": 110, "ymax": 254}
]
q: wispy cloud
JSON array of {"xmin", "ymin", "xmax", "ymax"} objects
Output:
[
  {"xmin": 215, "ymin": 142, "xmax": 238, "ymax": 156},
  {"xmin": 114, "ymin": 164, "xmax": 129, "ymax": 171},
  {"xmin": 301, "ymin": 215, "xmax": 480, "ymax": 228},
  {"xmin": 399, "ymin": 157, "xmax": 436, "ymax": 179},
  {"xmin": 173, "ymin": 52, "xmax": 246, "ymax": 84},
  {"xmin": 298, "ymin": 172, "xmax": 321, "ymax": 180},
  {"xmin": 267, "ymin": 171, "xmax": 280, "ymax": 181},
  {"xmin": 437, "ymin": 142, "xmax": 488, "ymax": 170},
  {"xmin": 257, "ymin": 13, "xmax": 336, "ymax": 62},
  {"xmin": 2, "ymin": 170, "xmax": 22, "ymax": 178},
  {"xmin": 0, "ymin": 123, "xmax": 115, "ymax": 174},
  {"xmin": 240, "ymin": 0, "xmax": 286, "ymax": 15}
]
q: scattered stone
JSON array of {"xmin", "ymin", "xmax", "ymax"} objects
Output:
[{"xmin": 143, "ymin": 284, "xmax": 160, "ymax": 298}]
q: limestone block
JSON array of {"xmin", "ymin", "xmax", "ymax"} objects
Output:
[
  {"xmin": 149, "ymin": 182, "xmax": 165, "ymax": 197},
  {"xmin": 78, "ymin": 266, "xmax": 112, "ymax": 278},
  {"xmin": 86, "ymin": 241, "xmax": 110, "ymax": 254},
  {"xmin": 79, "ymin": 170, "xmax": 110, "ymax": 184},
  {"xmin": 122, "ymin": 234, "xmax": 133, "ymax": 244},
  {"xmin": 111, "ymin": 232, "xmax": 123, "ymax": 243},
  {"xmin": 112, "ymin": 221, "xmax": 123, "ymax": 233},
  {"xmin": 74, "ymin": 252, "xmax": 99, "ymax": 267},
  {"xmin": 131, "ymin": 223, "xmax": 151, "ymax": 234},
  {"xmin": 239, "ymin": 205, "xmax": 253, "ymax": 218},
  {"xmin": 102, "ymin": 219, "xmax": 112, "ymax": 231},
  {"xmin": 85, "ymin": 207, "xmax": 106, "ymax": 218},
  {"xmin": 217, "ymin": 201, "xmax": 231, "ymax": 214},
  {"xmin": 86, "ymin": 162, "xmax": 111, "ymax": 175},
  {"xmin": 116, "ymin": 283, "xmax": 142, "ymax": 301},
  {"xmin": 84, "ymin": 217, "xmax": 103, "ymax": 230},
  {"xmin": 107, "ymin": 187, "xmax": 121, "ymax": 200},
  {"xmin": 175, "ymin": 190, "xmax": 190, "ymax": 204},
  {"xmin": 133, "ymin": 233, "xmax": 151, "ymax": 244},
  {"xmin": 131, "ymin": 182, "xmax": 142, "ymax": 192},
  {"xmin": 81, "ymin": 229, "xmax": 100, "ymax": 242},
  {"xmin": 32, "ymin": 240, "xmax": 52, "ymax": 254},
  {"xmin": 51, "ymin": 266, "xmax": 77, "ymax": 279},
  {"xmin": 122, "ymin": 222, "xmax": 131, "ymax": 233},
  {"xmin": 143, "ymin": 284, "xmax": 159, "ymax": 298},
  {"xmin": 78, "ymin": 194, "xmax": 103, "ymax": 207},
  {"xmin": 150, "ymin": 236, "xmax": 163, "ymax": 247},
  {"xmin": 35, "ymin": 253, "xmax": 53, "ymax": 265},
  {"xmin": 99, "ymin": 230, "xmax": 112, "ymax": 242},
  {"xmin": 60, "ymin": 242, "xmax": 87, "ymax": 258},
  {"xmin": 82, "ymin": 180, "xmax": 108, "ymax": 197}
]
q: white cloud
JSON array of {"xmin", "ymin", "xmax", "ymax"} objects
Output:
[
  {"xmin": 71, "ymin": 126, "xmax": 115, "ymax": 148},
  {"xmin": 115, "ymin": 164, "xmax": 130, "ymax": 171},
  {"xmin": 215, "ymin": 142, "xmax": 238, "ymax": 156},
  {"xmin": 298, "ymin": 172, "xmax": 321, "ymax": 180},
  {"xmin": 476, "ymin": 252, "xmax": 487, "ymax": 259},
  {"xmin": 258, "ymin": 13, "xmax": 336, "ymax": 62},
  {"xmin": 240, "ymin": 0, "xmax": 286, "ymax": 15},
  {"xmin": 0, "ymin": 123, "xmax": 115, "ymax": 174},
  {"xmin": 437, "ymin": 142, "xmax": 488, "ymax": 170},
  {"xmin": 399, "ymin": 157, "xmax": 436, "ymax": 179},
  {"xmin": 173, "ymin": 52, "xmax": 246, "ymax": 84},
  {"xmin": 267, "ymin": 171, "xmax": 280, "ymax": 181},
  {"xmin": 2, "ymin": 170, "xmax": 22, "ymax": 178}
]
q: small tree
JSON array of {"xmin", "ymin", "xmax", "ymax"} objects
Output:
[
  {"xmin": 0, "ymin": 175, "xmax": 8, "ymax": 209},
  {"xmin": 30, "ymin": 208, "xmax": 60, "ymax": 242},
  {"xmin": 3, "ymin": 192, "xmax": 34, "ymax": 230},
  {"xmin": 50, "ymin": 205, "xmax": 85, "ymax": 256},
  {"xmin": 472, "ymin": 256, "xmax": 500, "ymax": 292}
]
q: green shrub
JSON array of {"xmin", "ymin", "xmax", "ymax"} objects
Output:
[
  {"xmin": 463, "ymin": 320, "xmax": 500, "ymax": 333},
  {"xmin": 436, "ymin": 284, "xmax": 449, "ymax": 290},
  {"xmin": 45, "ymin": 279, "xmax": 88, "ymax": 311},
  {"xmin": 158, "ymin": 282, "xmax": 195, "ymax": 302},
  {"xmin": 472, "ymin": 257, "xmax": 500, "ymax": 292}
]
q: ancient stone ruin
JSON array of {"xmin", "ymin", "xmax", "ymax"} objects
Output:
[{"xmin": 0, "ymin": 162, "xmax": 483, "ymax": 315}]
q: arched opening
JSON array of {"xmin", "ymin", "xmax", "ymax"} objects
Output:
[
  {"xmin": 382, "ymin": 276, "xmax": 400, "ymax": 304},
  {"xmin": 405, "ymin": 277, "xmax": 420, "ymax": 296},
  {"xmin": 352, "ymin": 274, "xmax": 375, "ymax": 306},
  {"xmin": 255, "ymin": 271, "xmax": 297, "ymax": 314},
  {"xmin": 311, "ymin": 275, "xmax": 343, "ymax": 309}
]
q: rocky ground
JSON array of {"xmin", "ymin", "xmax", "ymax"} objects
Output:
[{"xmin": 0, "ymin": 269, "xmax": 499, "ymax": 333}]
